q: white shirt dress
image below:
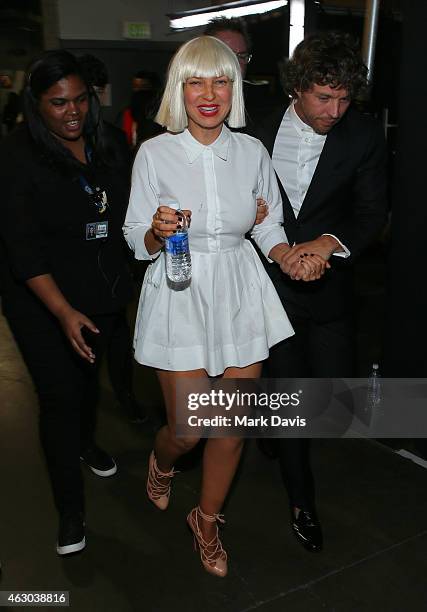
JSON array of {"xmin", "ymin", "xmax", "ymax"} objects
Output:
[{"xmin": 124, "ymin": 125, "xmax": 294, "ymax": 376}]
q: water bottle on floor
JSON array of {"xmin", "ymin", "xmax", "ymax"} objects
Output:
[
  {"xmin": 165, "ymin": 207, "xmax": 192, "ymax": 284},
  {"xmin": 366, "ymin": 362, "xmax": 382, "ymax": 410}
]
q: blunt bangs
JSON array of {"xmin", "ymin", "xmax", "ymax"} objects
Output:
[
  {"xmin": 176, "ymin": 36, "xmax": 239, "ymax": 82},
  {"xmin": 156, "ymin": 36, "xmax": 245, "ymax": 133}
]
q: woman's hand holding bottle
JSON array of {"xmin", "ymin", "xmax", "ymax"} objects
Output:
[{"xmin": 151, "ymin": 206, "xmax": 192, "ymax": 240}]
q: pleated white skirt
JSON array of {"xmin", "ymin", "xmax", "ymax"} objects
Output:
[{"xmin": 133, "ymin": 240, "xmax": 294, "ymax": 376}]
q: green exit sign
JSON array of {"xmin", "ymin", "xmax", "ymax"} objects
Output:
[{"xmin": 123, "ymin": 21, "xmax": 151, "ymax": 39}]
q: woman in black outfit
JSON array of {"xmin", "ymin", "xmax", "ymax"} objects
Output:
[{"xmin": 0, "ymin": 51, "xmax": 133, "ymax": 555}]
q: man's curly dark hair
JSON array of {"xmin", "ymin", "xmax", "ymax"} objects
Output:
[{"xmin": 284, "ymin": 31, "xmax": 368, "ymax": 101}]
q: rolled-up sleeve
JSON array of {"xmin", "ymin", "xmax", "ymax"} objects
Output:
[
  {"xmin": 250, "ymin": 142, "xmax": 289, "ymax": 261},
  {"xmin": 123, "ymin": 145, "xmax": 161, "ymax": 261}
]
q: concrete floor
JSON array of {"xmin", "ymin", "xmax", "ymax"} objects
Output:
[{"xmin": 1, "ymin": 304, "xmax": 427, "ymax": 611}]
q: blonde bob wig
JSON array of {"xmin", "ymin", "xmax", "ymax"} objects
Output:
[{"xmin": 156, "ymin": 36, "xmax": 245, "ymax": 132}]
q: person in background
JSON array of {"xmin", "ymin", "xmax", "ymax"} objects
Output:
[
  {"xmin": 124, "ymin": 36, "xmax": 327, "ymax": 578},
  {"xmin": 0, "ymin": 73, "xmax": 14, "ymax": 130},
  {"xmin": 204, "ymin": 17, "xmax": 285, "ymax": 126},
  {"xmin": 118, "ymin": 70, "xmax": 163, "ymax": 148},
  {"xmin": 0, "ymin": 50, "xmax": 134, "ymax": 555},
  {"xmin": 204, "ymin": 17, "xmax": 252, "ymax": 78},
  {"xmin": 204, "ymin": 19, "xmax": 272, "ymax": 229},
  {"xmin": 253, "ymin": 31, "xmax": 387, "ymax": 552},
  {"xmin": 2, "ymin": 90, "xmax": 21, "ymax": 133},
  {"xmin": 0, "ymin": 71, "xmax": 24, "ymax": 136},
  {"xmin": 78, "ymin": 54, "xmax": 109, "ymax": 104}
]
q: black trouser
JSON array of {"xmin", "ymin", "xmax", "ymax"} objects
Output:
[
  {"xmin": 6, "ymin": 309, "xmax": 121, "ymax": 517},
  {"xmin": 266, "ymin": 310, "xmax": 355, "ymax": 511},
  {"xmin": 106, "ymin": 311, "xmax": 134, "ymax": 404}
]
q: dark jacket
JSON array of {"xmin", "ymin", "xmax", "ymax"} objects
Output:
[
  {"xmin": 0, "ymin": 124, "xmax": 134, "ymax": 319},
  {"xmin": 253, "ymin": 105, "xmax": 388, "ymax": 322}
]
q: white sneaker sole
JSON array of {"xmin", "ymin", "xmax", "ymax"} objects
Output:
[
  {"xmin": 56, "ymin": 536, "xmax": 86, "ymax": 556},
  {"xmin": 80, "ymin": 458, "xmax": 117, "ymax": 477}
]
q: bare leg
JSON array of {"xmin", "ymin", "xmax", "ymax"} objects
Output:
[
  {"xmin": 198, "ymin": 362, "xmax": 262, "ymax": 547},
  {"xmin": 154, "ymin": 368, "xmax": 206, "ymax": 472}
]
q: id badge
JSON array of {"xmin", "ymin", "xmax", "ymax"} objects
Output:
[{"xmin": 86, "ymin": 221, "xmax": 108, "ymax": 240}]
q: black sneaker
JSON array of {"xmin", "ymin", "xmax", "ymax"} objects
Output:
[
  {"xmin": 56, "ymin": 513, "xmax": 85, "ymax": 555},
  {"xmin": 80, "ymin": 445, "xmax": 117, "ymax": 477}
]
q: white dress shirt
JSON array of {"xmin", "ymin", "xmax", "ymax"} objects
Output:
[
  {"xmin": 125, "ymin": 125, "xmax": 287, "ymax": 261},
  {"xmin": 123, "ymin": 125, "xmax": 294, "ymax": 376},
  {"xmin": 272, "ymin": 102, "xmax": 349, "ymax": 257}
]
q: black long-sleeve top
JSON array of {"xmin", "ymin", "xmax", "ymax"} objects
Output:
[{"xmin": 0, "ymin": 124, "xmax": 134, "ymax": 319}]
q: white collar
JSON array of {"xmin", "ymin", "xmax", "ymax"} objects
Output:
[
  {"xmin": 178, "ymin": 124, "xmax": 231, "ymax": 164},
  {"xmin": 287, "ymin": 101, "xmax": 326, "ymax": 139}
]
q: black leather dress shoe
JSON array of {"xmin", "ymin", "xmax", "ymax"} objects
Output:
[{"xmin": 292, "ymin": 509, "xmax": 323, "ymax": 552}]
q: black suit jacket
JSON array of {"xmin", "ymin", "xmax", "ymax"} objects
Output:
[{"xmin": 253, "ymin": 105, "xmax": 387, "ymax": 322}]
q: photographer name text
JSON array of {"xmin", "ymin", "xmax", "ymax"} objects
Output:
[{"xmin": 187, "ymin": 415, "xmax": 306, "ymax": 428}]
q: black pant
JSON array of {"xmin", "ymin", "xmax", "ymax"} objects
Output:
[
  {"xmin": 6, "ymin": 309, "xmax": 121, "ymax": 517},
  {"xmin": 106, "ymin": 311, "xmax": 134, "ymax": 404},
  {"xmin": 266, "ymin": 310, "xmax": 355, "ymax": 510}
]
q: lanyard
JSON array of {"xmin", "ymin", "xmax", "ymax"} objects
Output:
[{"xmin": 78, "ymin": 147, "xmax": 108, "ymax": 214}]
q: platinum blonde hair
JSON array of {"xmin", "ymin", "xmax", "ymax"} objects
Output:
[{"xmin": 156, "ymin": 36, "xmax": 245, "ymax": 132}]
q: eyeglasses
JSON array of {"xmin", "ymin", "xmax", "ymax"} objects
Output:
[{"xmin": 235, "ymin": 52, "xmax": 252, "ymax": 64}]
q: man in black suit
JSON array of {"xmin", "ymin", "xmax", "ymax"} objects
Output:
[{"xmin": 254, "ymin": 32, "xmax": 387, "ymax": 551}]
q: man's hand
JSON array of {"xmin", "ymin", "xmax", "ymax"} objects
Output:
[
  {"xmin": 280, "ymin": 252, "xmax": 330, "ymax": 281},
  {"xmin": 281, "ymin": 235, "xmax": 342, "ymax": 269},
  {"xmin": 255, "ymin": 198, "xmax": 269, "ymax": 225},
  {"xmin": 269, "ymin": 243, "xmax": 328, "ymax": 281},
  {"xmin": 279, "ymin": 236, "xmax": 343, "ymax": 281}
]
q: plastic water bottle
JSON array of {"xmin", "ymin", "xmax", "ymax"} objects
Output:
[
  {"xmin": 367, "ymin": 363, "xmax": 382, "ymax": 410},
  {"xmin": 165, "ymin": 209, "xmax": 192, "ymax": 284}
]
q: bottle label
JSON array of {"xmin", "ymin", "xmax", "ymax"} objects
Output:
[{"xmin": 165, "ymin": 233, "xmax": 189, "ymax": 256}]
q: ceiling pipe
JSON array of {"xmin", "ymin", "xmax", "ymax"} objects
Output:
[
  {"xmin": 362, "ymin": 0, "xmax": 381, "ymax": 82},
  {"xmin": 288, "ymin": 0, "xmax": 305, "ymax": 57}
]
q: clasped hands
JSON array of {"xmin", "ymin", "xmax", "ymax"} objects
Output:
[
  {"xmin": 278, "ymin": 236, "xmax": 340, "ymax": 281},
  {"xmin": 150, "ymin": 203, "xmax": 335, "ymax": 282}
]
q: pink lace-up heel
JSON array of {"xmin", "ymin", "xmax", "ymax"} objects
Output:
[
  {"xmin": 187, "ymin": 506, "xmax": 228, "ymax": 578},
  {"xmin": 146, "ymin": 450, "xmax": 177, "ymax": 510}
]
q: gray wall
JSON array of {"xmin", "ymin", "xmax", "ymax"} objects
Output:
[
  {"xmin": 58, "ymin": 0, "xmax": 210, "ymax": 122},
  {"xmin": 63, "ymin": 40, "xmax": 181, "ymax": 123},
  {"xmin": 58, "ymin": 0, "xmax": 209, "ymax": 42}
]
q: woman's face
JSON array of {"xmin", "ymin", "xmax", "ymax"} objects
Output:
[
  {"xmin": 38, "ymin": 74, "xmax": 89, "ymax": 143},
  {"xmin": 183, "ymin": 75, "xmax": 232, "ymax": 144}
]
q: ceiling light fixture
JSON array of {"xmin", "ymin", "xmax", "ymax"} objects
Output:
[{"xmin": 169, "ymin": 0, "xmax": 288, "ymax": 31}]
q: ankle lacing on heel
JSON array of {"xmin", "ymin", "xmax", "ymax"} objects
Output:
[
  {"xmin": 146, "ymin": 450, "xmax": 178, "ymax": 510},
  {"xmin": 187, "ymin": 506, "xmax": 228, "ymax": 578}
]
